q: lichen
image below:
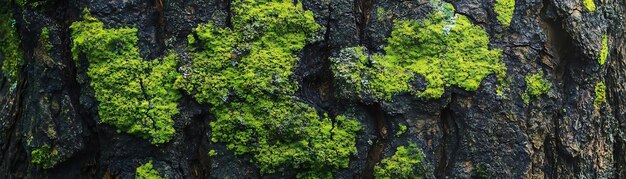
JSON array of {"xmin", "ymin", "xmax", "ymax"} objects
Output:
[
  {"xmin": 494, "ymin": 0, "xmax": 515, "ymax": 27},
  {"xmin": 522, "ymin": 72, "xmax": 552, "ymax": 104},
  {"xmin": 374, "ymin": 143, "xmax": 426, "ymax": 178},
  {"xmin": 31, "ymin": 144, "xmax": 61, "ymax": 169},
  {"xmin": 583, "ymin": 0, "xmax": 596, "ymax": 12},
  {"xmin": 70, "ymin": 10, "xmax": 181, "ymax": 144},
  {"xmin": 331, "ymin": 1, "xmax": 506, "ymax": 100},
  {"xmin": 599, "ymin": 35, "xmax": 608, "ymax": 65},
  {"xmin": 177, "ymin": 0, "xmax": 361, "ymax": 175},
  {"xmin": 0, "ymin": 4, "xmax": 23, "ymax": 84},
  {"xmin": 136, "ymin": 161, "xmax": 164, "ymax": 179},
  {"xmin": 594, "ymin": 81, "xmax": 606, "ymax": 108}
]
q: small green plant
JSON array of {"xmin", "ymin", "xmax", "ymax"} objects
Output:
[
  {"xmin": 594, "ymin": 81, "xmax": 606, "ymax": 108},
  {"xmin": 583, "ymin": 0, "xmax": 596, "ymax": 12},
  {"xmin": 136, "ymin": 161, "xmax": 164, "ymax": 179},
  {"xmin": 70, "ymin": 10, "xmax": 181, "ymax": 144},
  {"xmin": 374, "ymin": 143, "xmax": 426, "ymax": 178},
  {"xmin": 522, "ymin": 72, "xmax": 552, "ymax": 104},
  {"xmin": 331, "ymin": 1, "xmax": 506, "ymax": 100},
  {"xmin": 0, "ymin": 3, "xmax": 23, "ymax": 83},
  {"xmin": 599, "ymin": 35, "xmax": 608, "ymax": 65},
  {"xmin": 31, "ymin": 144, "xmax": 61, "ymax": 169},
  {"xmin": 178, "ymin": 0, "xmax": 361, "ymax": 176},
  {"xmin": 494, "ymin": 0, "xmax": 515, "ymax": 27},
  {"xmin": 396, "ymin": 124, "xmax": 407, "ymax": 137}
]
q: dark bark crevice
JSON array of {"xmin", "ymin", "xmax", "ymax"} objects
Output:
[
  {"xmin": 362, "ymin": 102, "xmax": 388, "ymax": 179},
  {"xmin": 435, "ymin": 103, "xmax": 459, "ymax": 178}
]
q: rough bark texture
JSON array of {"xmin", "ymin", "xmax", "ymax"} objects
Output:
[{"xmin": 0, "ymin": 0, "xmax": 624, "ymax": 178}]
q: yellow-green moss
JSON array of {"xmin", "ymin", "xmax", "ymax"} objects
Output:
[
  {"xmin": 177, "ymin": 0, "xmax": 360, "ymax": 176},
  {"xmin": 494, "ymin": 0, "xmax": 515, "ymax": 27},
  {"xmin": 70, "ymin": 10, "xmax": 181, "ymax": 144},
  {"xmin": 594, "ymin": 81, "xmax": 606, "ymax": 108},
  {"xmin": 331, "ymin": 1, "xmax": 506, "ymax": 100},
  {"xmin": 40, "ymin": 27, "xmax": 52, "ymax": 52},
  {"xmin": 136, "ymin": 161, "xmax": 164, "ymax": 179},
  {"xmin": 522, "ymin": 72, "xmax": 552, "ymax": 104},
  {"xmin": 0, "ymin": 4, "xmax": 23, "ymax": 83},
  {"xmin": 396, "ymin": 124, "xmax": 407, "ymax": 137},
  {"xmin": 374, "ymin": 143, "xmax": 426, "ymax": 178},
  {"xmin": 31, "ymin": 144, "xmax": 61, "ymax": 169},
  {"xmin": 599, "ymin": 35, "xmax": 608, "ymax": 65},
  {"xmin": 583, "ymin": 0, "xmax": 596, "ymax": 12}
]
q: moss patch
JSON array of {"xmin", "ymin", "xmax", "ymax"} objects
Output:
[
  {"xmin": 0, "ymin": 3, "xmax": 23, "ymax": 83},
  {"xmin": 331, "ymin": 1, "xmax": 506, "ymax": 100},
  {"xmin": 396, "ymin": 124, "xmax": 407, "ymax": 137},
  {"xmin": 583, "ymin": 0, "xmax": 596, "ymax": 12},
  {"xmin": 599, "ymin": 35, "xmax": 608, "ymax": 65},
  {"xmin": 31, "ymin": 144, "xmax": 61, "ymax": 169},
  {"xmin": 70, "ymin": 10, "xmax": 181, "ymax": 144},
  {"xmin": 594, "ymin": 81, "xmax": 606, "ymax": 108},
  {"xmin": 495, "ymin": 0, "xmax": 515, "ymax": 27},
  {"xmin": 374, "ymin": 143, "xmax": 426, "ymax": 178},
  {"xmin": 522, "ymin": 72, "xmax": 551, "ymax": 104},
  {"xmin": 136, "ymin": 161, "xmax": 164, "ymax": 179},
  {"xmin": 177, "ymin": 0, "xmax": 360, "ymax": 176}
]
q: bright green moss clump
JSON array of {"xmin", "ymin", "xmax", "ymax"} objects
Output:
[
  {"xmin": 70, "ymin": 10, "xmax": 181, "ymax": 144},
  {"xmin": 494, "ymin": 0, "xmax": 515, "ymax": 27},
  {"xmin": 136, "ymin": 161, "xmax": 164, "ymax": 179},
  {"xmin": 0, "ymin": 4, "xmax": 23, "ymax": 83},
  {"xmin": 331, "ymin": 1, "xmax": 506, "ymax": 100},
  {"xmin": 583, "ymin": 0, "xmax": 596, "ymax": 12},
  {"xmin": 522, "ymin": 72, "xmax": 552, "ymax": 104},
  {"xmin": 599, "ymin": 35, "xmax": 608, "ymax": 65},
  {"xmin": 374, "ymin": 143, "xmax": 426, "ymax": 178},
  {"xmin": 594, "ymin": 81, "xmax": 606, "ymax": 108},
  {"xmin": 31, "ymin": 144, "xmax": 61, "ymax": 169},
  {"xmin": 177, "ymin": 0, "xmax": 360, "ymax": 176}
]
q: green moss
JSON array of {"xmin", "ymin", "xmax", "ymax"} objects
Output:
[
  {"xmin": 494, "ymin": 0, "xmax": 515, "ymax": 27},
  {"xmin": 522, "ymin": 72, "xmax": 551, "ymax": 104},
  {"xmin": 396, "ymin": 124, "xmax": 407, "ymax": 137},
  {"xmin": 40, "ymin": 27, "xmax": 52, "ymax": 52},
  {"xmin": 583, "ymin": 0, "xmax": 596, "ymax": 12},
  {"xmin": 525, "ymin": 72, "xmax": 551, "ymax": 97},
  {"xmin": 31, "ymin": 144, "xmax": 61, "ymax": 169},
  {"xmin": 136, "ymin": 161, "xmax": 164, "ymax": 179},
  {"xmin": 70, "ymin": 10, "xmax": 181, "ymax": 144},
  {"xmin": 331, "ymin": 1, "xmax": 506, "ymax": 100},
  {"xmin": 177, "ymin": 0, "xmax": 360, "ymax": 175},
  {"xmin": 599, "ymin": 35, "xmax": 608, "ymax": 65},
  {"xmin": 594, "ymin": 81, "xmax": 606, "ymax": 108},
  {"xmin": 0, "ymin": 3, "xmax": 23, "ymax": 83},
  {"xmin": 374, "ymin": 143, "xmax": 426, "ymax": 178},
  {"xmin": 208, "ymin": 150, "xmax": 217, "ymax": 157}
]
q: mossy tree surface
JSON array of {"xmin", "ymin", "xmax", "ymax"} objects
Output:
[
  {"xmin": 31, "ymin": 144, "xmax": 61, "ymax": 169},
  {"xmin": 374, "ymin": 143, "xmax": 426, "ymax": 178},
  {"xmin": 0, "ymin": 2, "xmax": 23, "ymax": 84},
  {"xmin": 331, "ymin": 1, "xmax": 506, "ymax": 100},
  {"xmin": 594, "ymin": 81, "xmax": 606, "ymax": 108},
  {"xmin": 494, "ymin": 0, "xmax": 515, "ymax": 27},
  {"xmin": 136, "ymin": 161, "xmax": 164, "ymax": 179},
  {"xmin": 599, "ymin": 35, "xmax": 608, "ymax": 65},
  {"xmin": 522, "ymin": 72, "xmax": 552, "ymax": 104},
  {"xmin": 177, "ymin": 0, "xmax": 360, "ymax": 176},
  {"xmin": 583, "ymin": 0, "xmax": 596, "ymax": 12},
  {"xmin": 70, "ymin": 10, "xmax": 181, "ymax": 144}
]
